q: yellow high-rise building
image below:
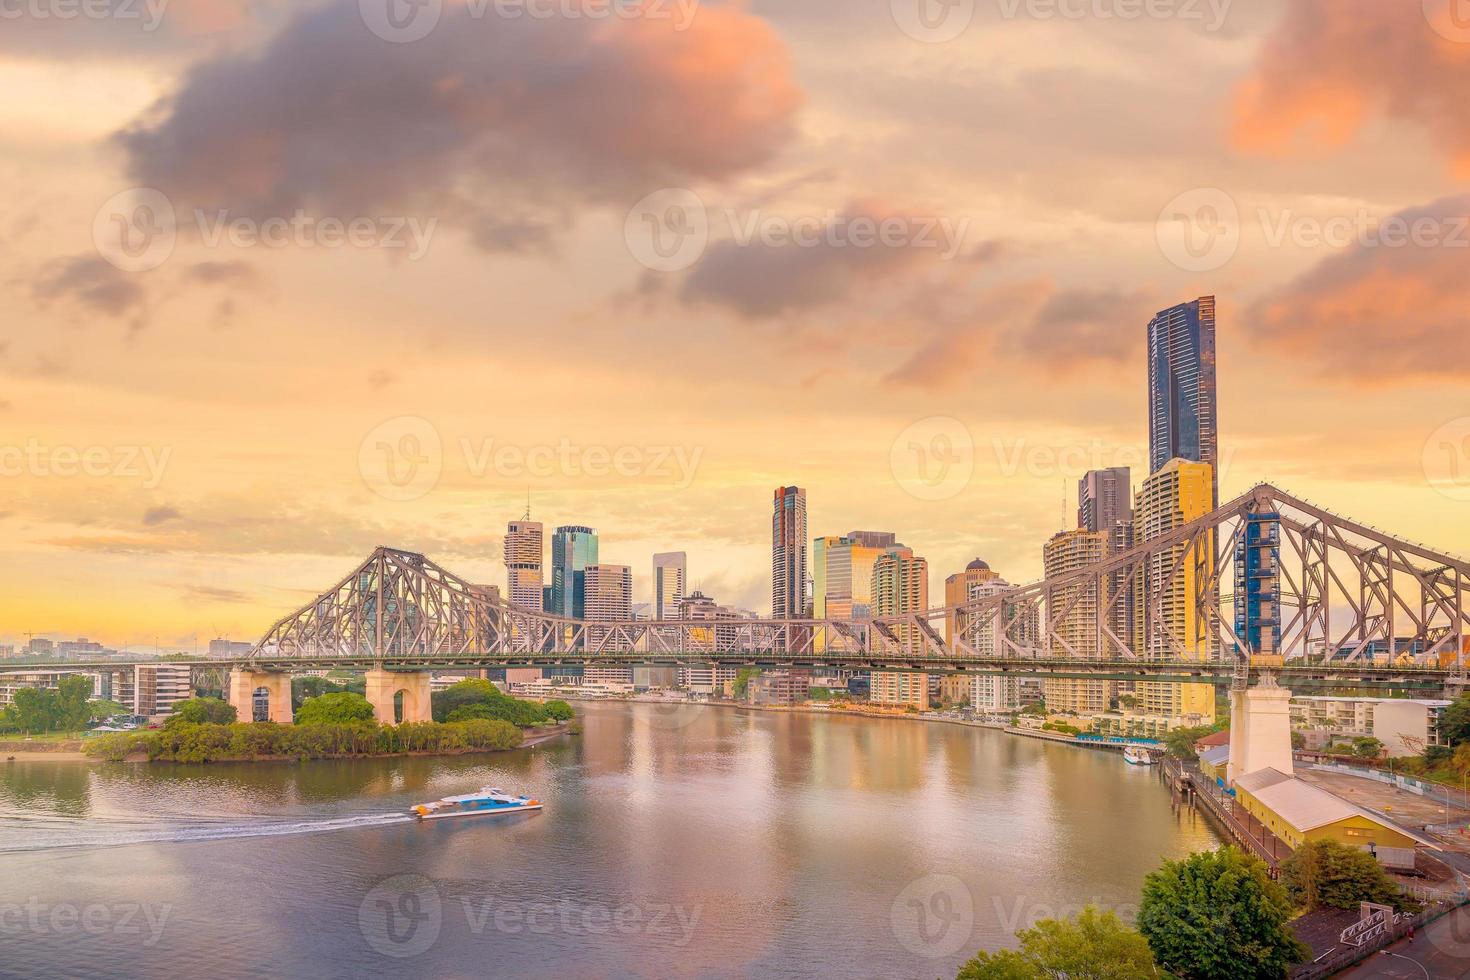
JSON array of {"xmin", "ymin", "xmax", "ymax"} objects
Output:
[
  {"xmin": 1041, "ymin": 529, "xmax": 1115, "ymax": 715},
  {"xmin": 871, "ymin": 548, "xmax": 930, "ymax": 704},
  {"xmin": 1135, "ymin": 459, "xmax": 1216, "ymax": 724}
]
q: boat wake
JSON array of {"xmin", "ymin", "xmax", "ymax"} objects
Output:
[{"xmin": 0, "ymin": 811, "xmax": 415, "ymax": 853}]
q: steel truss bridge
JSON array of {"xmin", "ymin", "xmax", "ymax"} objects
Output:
[{"xmin": 222, "ymin": 484, "xmax": 1470, "ymax": 691}]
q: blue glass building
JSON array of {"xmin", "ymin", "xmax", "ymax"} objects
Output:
[
  {"xmin": 550, "ymin": 525, "xmax": 599, "ymax": 618},
  {"xmin": 1148, "ymin": 296, "xmax": 1218, "ymax": 504}
]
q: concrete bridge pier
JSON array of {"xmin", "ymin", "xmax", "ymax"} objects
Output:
[
  {"xmin": 227, "ymin": 669, "xmax": 293, "ymax": 723},
  {"xmin": 1226, "ymin": 672, "xmax": 1293, "ymax": 785},
  {"xmin": 365, "ymin": 668, "xmax": 433, "ymax": 725}
]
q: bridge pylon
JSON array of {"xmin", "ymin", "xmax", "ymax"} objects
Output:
[
  {"xmin": 227, "ymin": 669, "xmax": 293, "ymax": 724},
  {"xmin": 1225, "ymin": 670, "xmax": 1293, "ymax": 785},
  {"xmin": 364, "ymin": 667, "xmax": 433, "ymax": 725}
]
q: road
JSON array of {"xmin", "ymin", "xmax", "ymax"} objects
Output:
[{"xmin": 1336, "ymin": 907, "xmax": 1470, "ymax": 978}]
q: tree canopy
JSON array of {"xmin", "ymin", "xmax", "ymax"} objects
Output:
[
  {"xmin": 1137, "ymin": 847, "xmax": 1307, "ymax": 979},
  {"xmin": 166, "ymin": 697, "xmax": 238, "ymax": 727},
  {"xmin": 1282, "ymin": 840, "xmax": 1404, "ymax": 912},
  {"xmin": 295, "ymin": 691, "xmax": 376, "ymax": 726},
  {"xmin": 957, "ymin": 907, "xmax": 1158, "ymax": 980},
  {"xmin": 431, "ymin": 679, "xmax": 554, "ymax": 728}
]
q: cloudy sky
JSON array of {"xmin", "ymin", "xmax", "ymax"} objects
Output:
[{"xmin": 3, "ymin": 0, "xmax": 1469, "ymax": 649}]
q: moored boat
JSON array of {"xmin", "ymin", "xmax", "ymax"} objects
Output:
[
  {"xmin": 1122, "ymin": 745, "xmax": 1157, "ymax": 766},
  {"xmin": 410, "ymin": 787, "xmax": 542, "ymax": 821}
]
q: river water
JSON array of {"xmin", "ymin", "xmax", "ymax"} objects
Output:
[{"xmin": 0, "ymin": 703, "xmax": 1218, "ymax": 979}]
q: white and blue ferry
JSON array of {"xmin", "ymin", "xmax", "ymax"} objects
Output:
[{"xmin": 410, "ymin": 787, "xmax": 542, "ymax": 822}]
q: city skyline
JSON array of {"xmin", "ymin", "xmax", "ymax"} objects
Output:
[{"xmin": 5, "ymin": 4, "xmax": 1470, "ymax": 649}]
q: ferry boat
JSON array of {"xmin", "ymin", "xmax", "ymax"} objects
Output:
[
  {"xmin": 410, "ymin": 787, "xmax": 542, "ymax": 822},
  {"xmin": 1122, "ymin": 745, "xmax": 1157, "ymax": 766}
]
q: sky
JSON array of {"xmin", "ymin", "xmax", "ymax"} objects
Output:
[{"xmin": 3, "ymin": 0, "xmax": 1470, "ymax": 650}]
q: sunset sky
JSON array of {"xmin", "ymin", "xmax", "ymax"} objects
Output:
[{"xmin": 3, "ymin": 0, "xmax": 1469, "ymax": 650}]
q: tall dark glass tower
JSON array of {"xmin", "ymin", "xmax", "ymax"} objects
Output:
[
  {"xmin": 1148, "ymin": 296, "xmax": 1218, "ymax": 503},
  {"xmin": 550, "ymin": 525, "xmax": 598, "ymax": 618}
]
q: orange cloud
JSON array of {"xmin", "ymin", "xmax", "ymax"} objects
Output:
[
  {"xmin": 1246, "ymin": 195, "xmax": 1470, "ymax": 382},
  {"xmin": 1234, "ymin": 0, "xmax": 1470, "ymax": 176}
]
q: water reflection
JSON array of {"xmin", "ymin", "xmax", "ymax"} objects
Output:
[{"xmin": 0, "ymin": 704, "xmax": 1218, "ymax": 979}]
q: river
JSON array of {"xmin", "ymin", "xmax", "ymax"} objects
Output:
[{"xmin": 0, "ymin": 702, "xmax": 1219, "ymax": 979}]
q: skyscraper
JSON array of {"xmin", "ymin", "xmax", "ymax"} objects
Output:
[
  {"xmin": 872, "ymin": 548, "xmax": 927, "ymax": 653},
  {"xmin": 1041, "ymin": 529, "xmax": 1115, "ymax": 715},
  {"xmin": 1135, "ymin": 459, "xmax": 1216, "ymax": 724},
  {"xmin": 944, "ymin": 558, "xmax": 1002, "ymax": 644},
  {"xmin": 814, "ymin": 530, "xmax": 897, "ymax": 620},
  {"xmin": 584, "ymin": 563, "xmax": 633, "ymax": 641},
  {"xmin": 550, "ymin": 525, "xmax": 598, "ymax": 618},
  {"xmin": 771, "ymin": 486, "xmax": 808, "ymax": 619},
  {"xmin": 652, "ymin": 552, "xmax": 687, "ymax": 620},
  {"xmin": 1079, "ymin": 467, "xmax": 1136, "ymax": 657},
  {"xmin": 1148, "ymin": 296, "xmax": 1218, "ymax": 503},
  {"xmin": 1078, "ymin": 467, "xmax": 1132, "ymax": 534},
  {"xmin": 504, "ymin": 520, "xmax": 544, "ymax": 611}
]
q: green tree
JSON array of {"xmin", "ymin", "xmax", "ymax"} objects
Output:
[
  {"xmin": 292, "ymin": 675, "xmax": 348, "ymax": 709},
  {"xmin": 1351, "ymin": 737, "xmax": 1383, "ymax": 759},
  {"xmin": 166, "ymin": 697, "xmax": 238, "ymax": 727},
  {"xmin": 10, "ymin": 687, "xmax": 59, "ymax": 733},
  {"xmin": 430, "ymin": 679, "xmax": 550, "ymax": 728},
  {"xmin": 1137, "ymin": 847, "xmax": 1308, "ymax": 979},
  {"xmin": 542, "ymin": 700, "xmax": 574, "ymax": 722},
  {"xmin": 87, "ymin": 699, "xmax": 131, "ymax": 721},
  {"xmin": 1162, "ymin": 725, "xmax": 1220, "ymax": 761},
  {"xmin": 1439, "ymin": 692, "xmax": 1470, "ymax": 745},
  {"xmin": 1282, "ymin": 840, "xmax": 1403, "ymax": 911},
  {"xmin": 295, "ymin": 692, "xmax": 376, "ymax": 725},
  {"xmin": 733, "ymin": 668, "xmax": 762, "ymax": 700},
  {"xmin": 54, "ymin": 675, "xmax": 95, "ymax": 732},
  {"xmin": 956, "ymin": 907, "xmax": 1158, "ymax": 980},
  {"xmin": 1290, "ymin": 731, "xmax": 1306, "ymax": 751}
]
